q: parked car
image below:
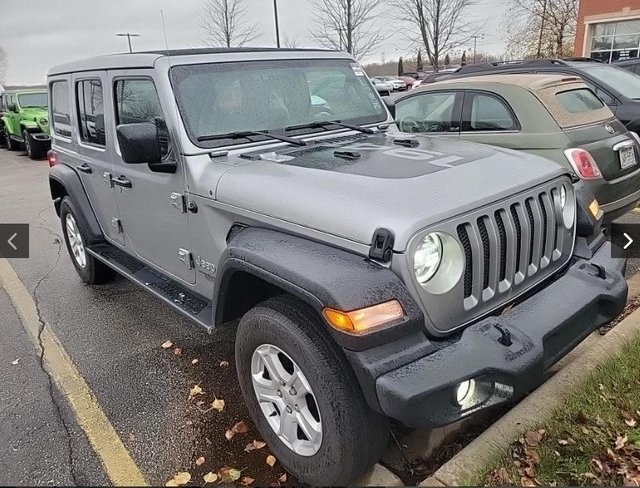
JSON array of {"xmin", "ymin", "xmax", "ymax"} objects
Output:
[
  {"xmin": 446, "ymin": 58, "xmax": 640, "ymax": 135},
  {"xmin": 370, "ymin": 77, "xmax": 393, "ymax": 95},
  {"xmin": 392, "ymin": 74, "xmax": 640, "ymax": 222},
  {"xmin": 374, "ymin": 76, "xmax": 407, "ymax": 91},
  {"xmin": 400, "ymin": 76, "xmax": 421, "ymax": 89},
  {"xmin": 614, "ymin": 57, "xmax": 640, "ymax": 74},
  {"xmin": 0, "ymin": 89, "xmax": 51, "ymax": 159},
  {"xmin": 47, "ymin": 48, "xmax": 626, "ymax": 485}
]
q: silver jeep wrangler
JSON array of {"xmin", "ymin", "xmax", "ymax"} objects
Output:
[{"xmin": 47, "ymin": 48, "xmax": 627, "ymax": 485}]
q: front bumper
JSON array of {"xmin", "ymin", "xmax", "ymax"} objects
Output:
[{"xmin": 352, "ymin": 241, "xmax": 627, "ymax": 428}]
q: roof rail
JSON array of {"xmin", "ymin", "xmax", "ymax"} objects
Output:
[
  {"xmin": 457, "ymin": 58, "xmax": 571, "ymax": 73},
  {"xmin": 562, "ymin": 57, "xmax": 603, "ymax": 63}
]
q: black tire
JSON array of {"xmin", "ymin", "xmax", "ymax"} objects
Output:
[
  {"xmin": 23, "ymin": 130, "xmax": 45, "ymax": 160},
  {"xmin": 59, "ymin": 197, "xmax": 115, "ymax": 285},
  {"xmin": 0, "ymin": 125, "xmax": 6, "ymax": 148},
  {"xmin": 4, "ymin": 127, "xmax": 18, "ymax": 151},
  {"xmin": 235, "ymin": 295, "xmax": 390, "ymax": 485}
]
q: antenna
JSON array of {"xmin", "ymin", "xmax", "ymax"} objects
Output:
[{"xmin": 160, "ymin": 9, "xmax": 170, "ymax": 53}]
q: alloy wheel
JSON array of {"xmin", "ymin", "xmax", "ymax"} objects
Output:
[
  {"xmin": 251, "ymin": 344, "xmax": 322, "ymax": 456},
  {"xmin": 65, "ymin": 214, "xmax": 87, "ymax": 268}
]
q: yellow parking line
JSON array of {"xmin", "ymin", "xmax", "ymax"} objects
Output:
[{"xmin": 0, "ymin": 259, "xmax": 148, "ymax": 486}]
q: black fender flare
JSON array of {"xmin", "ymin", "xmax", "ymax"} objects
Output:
[
  {"xmin": 213, "ymin": 227, "xmax": 424, "ymax": 351},
  {"xmin": 49, "ymin": 163, "xmax": 105, "ymax": 244}
]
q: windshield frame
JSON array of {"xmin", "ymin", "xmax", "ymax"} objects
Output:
[
  {"xmin": 169, "ymin": 58, "xmax": 388, "ymax": 149},
  {"xmin": 582, "ymin": 65, "xmax": 640, "ymax": 100},
  {"xmin": 17, "ymin": 92, "xmax": 48, "ymax": 109}
]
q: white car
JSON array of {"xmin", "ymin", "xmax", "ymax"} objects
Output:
[
  {"xmin": 375, "ymin": 76, "xmax": 407, "ymax": 91},
  {"xmin": 370, "ymin": 78, "xmax": 394, "ymax": 95}
]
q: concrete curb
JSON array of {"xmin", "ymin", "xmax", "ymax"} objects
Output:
[{"xmin": 419, "ymin": 304, "xmax": 640, "ymax": 486}]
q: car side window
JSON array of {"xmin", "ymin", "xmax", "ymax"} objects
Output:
[
  {"xmin": 51, "ymin": 81, "xmax": 72, "ymax": 138},
  {"xmin": 114, "ymin": 78, "xmax": 171, "ymax": 159},
  {"xmin": 76, "ymin": 79, "xmax": 106, "ymax": 146},
  {"xmin": 462, "ymin": 93, "xmax": 518, "ymax": 131},
  {"xmin": 395, "ymin": 92, "xmax": 457, "ymax": 133}
]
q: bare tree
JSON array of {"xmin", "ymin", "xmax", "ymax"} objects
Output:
[
  {"xmin": 283, "ymin": 36, "xmax": 301, "ymax": 48},
  {"xmin": 311, "ymin": 0, "xmax": 387, "ymax": 60},
  {"xmin": 391, "ymin": 0, "xmax": 479, "ymax": 71},
  {"xmin": 0, "ymin": 47, "xmax": 7, "ymax": 85},
  {"xmin": 201, "ymin": 0, "xmax": 259, "ymax": 48},
  {"xmin": 504, "ymin": 0, "xmax": 578, "ymax": 58}
]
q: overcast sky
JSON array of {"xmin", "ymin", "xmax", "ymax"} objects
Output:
[{"xmin": 1, "ymin": 0, "xmax": 507, "ymax": 84}]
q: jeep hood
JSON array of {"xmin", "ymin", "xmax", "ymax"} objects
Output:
[{"xmin": 215, "ymin": 132, "xmax": 568, "ymax": 251}]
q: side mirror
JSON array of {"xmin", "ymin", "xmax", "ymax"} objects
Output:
[
  {"xmin": 116, "ymin": 122, "xmax": 162, "ymax": 165},
  {"xmin": 382, "ymin": 96, "xmax": 396, "ymax": 119}
]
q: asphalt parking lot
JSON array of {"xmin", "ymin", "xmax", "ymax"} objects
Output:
[
  {"xmin": 1, "ymin": 146, "xmax": 640, "ymax": 486},
  {"xmin": 0, "ymin": 150, "xmax": 292, "ymax": 486}
]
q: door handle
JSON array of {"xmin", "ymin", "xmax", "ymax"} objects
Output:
[
  {"xmin": 112, "ymin": 176, "xmax": 132, "ymax": 188},
  {"xmin": 77, "ymin": 163, "xmax": 92, "ymax": 174}
]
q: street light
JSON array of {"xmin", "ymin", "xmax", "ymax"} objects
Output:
[
  {"xmin": 116, "ymin": 33, "xmax": 140, "ymax": 53},
  {"xmin": 471, "ymin": 34, "xmax": 485, "ymax": 64},
  {"xmin": 272, "ymin": 0, "xmax": 280, "ymax": 48}
]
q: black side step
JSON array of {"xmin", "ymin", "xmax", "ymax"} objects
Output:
[{"xmin": 87, "ymin": 243, "xmax": 214, "ymax": 332}]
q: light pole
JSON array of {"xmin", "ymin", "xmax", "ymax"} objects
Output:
[
  {"xmin": 116, "ymin": 33, "xmax": 140, "ymax": 53},
  {"xmin": 471, "ymin": 34, "xmax": 485, "ymax": 64},
  {"xmin": 273, "ymin": 0, "xmax": 281, "ymax": 48}
]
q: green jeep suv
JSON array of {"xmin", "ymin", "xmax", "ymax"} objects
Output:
[{"xmin": 0, "ymin": 89, "xmax": 51, "ymax": 159}]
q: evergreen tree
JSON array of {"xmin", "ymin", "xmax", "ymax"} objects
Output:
[
  {"xmin": 461, "ymin": 50, "xmax": 467, "ymax": 65},
  {"xmin": 416, "ymin": 49, "xmax": 423, "ymax": 71},
  {"xmin": 444, "ymin": 53, "xmax": 451, "ymax": 66},
  {"xmin": 398, "ymin": 57, "xmax": 404, "ymax": 76}
]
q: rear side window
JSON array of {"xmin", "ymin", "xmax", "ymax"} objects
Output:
[
  {"xmin": 556, "ymin": 89, "xmax": 604, "ymax": 113},
  {"xmin": 51, "ymin": 81, "xmax": 72, "ymax": 137},
  {"xmin": 464, "ymin": 93, "xmax": 518, "ymax": 131},
  {"xmin": 76, "ymin": 79, "xmax": 106, "ymax": 146}
]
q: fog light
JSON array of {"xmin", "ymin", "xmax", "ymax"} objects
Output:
[{"xmin": 456, "ymin": 379, "xmax": 476, "ymax": 405}]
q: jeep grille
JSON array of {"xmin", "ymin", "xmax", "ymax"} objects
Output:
[{"xmin": 413, "ymin": 176, "xmax": 575, "ymax": 334}]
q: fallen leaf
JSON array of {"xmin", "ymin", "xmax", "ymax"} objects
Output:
[
  {"xmin": 520, "ymin": 476, "xmax": 536, "ymax": 486},
  {"xmin": 581, "ymin": 426, "xmax": 590, "ymax": 435},
  {"xmin": 524, "ymin": 466, "xmax": 535, "ymax": 477},
  {"xmin": 240, "ymin": 476, "xmax": 255, "ymax": 486},
  {"xmin": 626, "ymin": 419, "xmax": 638, "ymax": 427},
  {"xmin": 161, "ymin": 340, "xmax": 173, "ymax": 349},
  {"xmin": 166, "ymin": 471, "xmax": 191, "ymax": 486},
  {"xmin": 528, "ymin": 449, "xmax": 541, "ymax": 465},
  {"xmin": 225, "ymin": 430, "xmax": 235, "ymax": 440},
  {"xmin": 266, "ymin": 455, "xmax": 277, "ymax": 467},
  {"xmin": 493, "ymin": 467, "xmax": 512, "ymax": 484},
  {"xmin": 278, "ymin": 473, "xmax": 287, "ymax": 483},
  {"xmin": 212, "ymin": 398, "xmax": 225, "ymax": 412},
  {"xmin": 220, "ymin": 360, "xmax": 230, "ymax": 367},
  {"xmin": 244, "ymin": 439, "xmax": 267, "ymax": 452},
  {"xmin": 174, "ymin": 347, "xmax": 183, "ymax": 356},
  {"xmin": 558, "ymin": 439, "xmax": 569, "ymax": 446},
  {"xmin": 195, "ymin": 456, "xmax": 205, "ymax": 466},
  {"xmin": 616, "ymin": 434, "xmax": 629, "ymax": 450},
  {"xmin": 525, "ymin": 430, "xmax": 543, "ymax": 447},
  {"xmin": 189, "ymin": 384, "xmax": 203, "ymax": 398},
  {"xmin": 11, "ymin": 358, "xmax": 19, "ymax": 365},
  {"xmin": 203, "ymin": 472, "xmax": 218, "ymax": 484},
  {"xmin": 233, "ymin": 421, "xmax": 250, "ymax": 434},
  {"xmin": 218, "ymin": 466, "xmax": 242, "ymax": 484},
  {"xmin": 128, "ymin": 433, "xmax": 136, "ymax": 442},
  {"xmin": 191, "ymin": 359, "xmax": 199, "ymax": 365}
]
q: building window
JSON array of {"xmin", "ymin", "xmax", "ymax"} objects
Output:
[{"xmin": 590, "ymin": 19, "xmax": 640, "ymax": 63}]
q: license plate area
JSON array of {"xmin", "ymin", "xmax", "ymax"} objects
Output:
[{"xmin": 619, "ymin": 146, "xmax": 637, "ymax": 170}]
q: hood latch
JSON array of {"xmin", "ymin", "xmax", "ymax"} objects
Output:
[{"xmin": 369, "ymin": 228, "xmax": 394, "ymax": 262}]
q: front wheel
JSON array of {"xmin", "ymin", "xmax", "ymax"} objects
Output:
[
  {"xmin": 235, "ymin": 295, "xmax": 389, "ymax": 485},
  {"xmin": 22, "ymin": 130, "xmax": 46, "ymax": 159}
]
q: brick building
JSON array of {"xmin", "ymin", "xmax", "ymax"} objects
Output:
[{"xmin": 575, "ymin": 0, "xmax": 640, "ymax": 62}]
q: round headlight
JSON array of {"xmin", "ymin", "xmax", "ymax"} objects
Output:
[
  {"xmin": 39, "ymin": 117, "xmax": 48, "ymax": 126},
  {"xmin": 414, "ymin": 233, "xmax": 442, "ymax": 284},
  {"xmin": 560, "ymin": 184, "xmax": 575, "ymax": 229}
]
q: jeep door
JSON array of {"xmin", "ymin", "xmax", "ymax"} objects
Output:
[
  {"xmin": 395, "ymin": 90, "xmax": 462, "ymax": 137},
  {"xmin": 67, "ymin": 73, "xmax": 124, "ymax": 245},
  {"xmin": 109, "ymin": 73, "xmax": 195, "ymax": 284}
]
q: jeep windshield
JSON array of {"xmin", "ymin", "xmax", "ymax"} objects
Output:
[
  {"xmin": 18, "ymin": 92, "xmax": 48, "ymax": 108},
  {"xmin": 170, "ymin": 59, "xmax": 387, "ymax": 148},
  {"xmin": 582, "ymin": 65, "xmax": 640, "ymax": 99}
]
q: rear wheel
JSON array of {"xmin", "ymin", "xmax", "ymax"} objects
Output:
[
  {"xmin": 4, "ymin": 128, "xmax": 18, "ymax": 151},
  {"xmin": 60, "ymin": 197, "xmax": 115, "ymax": 285},
  {"xmin": 235, "ymin": 295, "xmax": 389, "ymax": 485}
]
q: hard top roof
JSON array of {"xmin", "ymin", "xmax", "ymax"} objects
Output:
[{"xmin": 48, "ymin": 47, "xmax": 345, "ymax": 76}]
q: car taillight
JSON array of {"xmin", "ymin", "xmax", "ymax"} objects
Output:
[
  {"xmin": 47, "ymin": 149, "xmax": 59, "ymax": 167},
  {"xmin": 563, "ymin": 148, "xmax": 602, "ymax": 180}
]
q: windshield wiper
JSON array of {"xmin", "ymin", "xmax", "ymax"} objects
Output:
[
  {"xmin": 197, "ymin": 130, "xmax": 307, "ymax": 146},
  {"xmin": 285, "ymin": 120, "xmax": 375, "ymax": 134}
]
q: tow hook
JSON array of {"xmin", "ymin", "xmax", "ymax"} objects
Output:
[
  {"xmin": 494, "ymin": 324, "xmax": 513, "ymax": 346},
  {"xmin": 589, "ymin": 263, "xmax": 607, "ymax": 280}
]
